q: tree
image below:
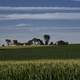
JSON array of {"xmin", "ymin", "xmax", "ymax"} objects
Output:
[
  {"xmin": 13, "ymin": 40, "xmax": 18, "ymax": 45},
  {"xmin": 56, "ymin": 40, "xmax": 69, "ymax": 45},
  {"xmin": 32, "ymin": 38, "xmax": 38, "ymax": 45},
  {"xmin": 43, "ymin": 34, "xmax": 50, "ymax": 45},
  {"xmin": 5, "ymin": 39, "xmax": 11, "ymax": 46},
  {"xmin": 27, "ymin": 40, "xmax": 33, "ymax": 45},
  {"xmin": 2, "ymin": 44, "xmax": 5, "ymax": 47},
  {"xmin": 49, "ymin": 42, "xmax": 54, "ymax": 45},
  {"xmin": 32, "ymin": 38, "xmax": 44, "ymax": 45},
  {"xmin": 37, "ymin": 39, "xmax": 44, "ymax": 45},
  {"xmin": 27, "ymin": 38, "xmax": 44, "ymax": 45}
]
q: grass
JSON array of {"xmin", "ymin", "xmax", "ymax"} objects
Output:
[
  {"xmin": 0, "ymin": 60, "xmax": 80, "ymax": 80},
  {"xmin": 0, "ymin": 45, "xmax": 80, "ymax": 60}
]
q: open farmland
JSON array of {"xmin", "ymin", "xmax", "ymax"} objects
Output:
[
  {"xmin": 0, "ymin": 45, "xmax": 80, "ymax": 60},
  {"xmin": 0, "ymin": 60, "xmax": 80, "ymax": 80},
  {"xmin": 0, "ymin": 45, "xmax": 80, "ymax": 79}
]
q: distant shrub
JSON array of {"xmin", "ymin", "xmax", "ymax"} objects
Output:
[{"xmin": 56, "ymin": 40, "xmax": 69, "ymax": 45}]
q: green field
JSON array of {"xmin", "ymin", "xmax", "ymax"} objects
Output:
[
  {"xmin": 0, "ymin": 60, "xmax": 80, "ymax": 80},
  {"xmin": 0, "ymin": 45, "xmax": 80, "ymax": 60},
  {"xmin": 0, "ymin": 45, "xmax": 80, "ymax": 80}
]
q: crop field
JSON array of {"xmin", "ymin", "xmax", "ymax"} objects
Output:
[
  {"xmin": 0, "ymin": 60, "xmax": 80, "ymax": 80},
  {"xmin": 0, "ymin": 45, "xmax": 80, "ymax": 60},
  {"xmin": 0, "ymin": 45, "xmax": 80, "ymax": 80}
]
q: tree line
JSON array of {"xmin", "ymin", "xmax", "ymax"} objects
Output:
[{"xmin": 3, "ymin": 34, "xmax": 69, "ymax": 46}]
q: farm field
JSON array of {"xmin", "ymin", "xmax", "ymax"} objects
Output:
[
  {"xmin": 0, "ymin": 45, "xmax": 80, "ymax": 60},
  {"xmin": 0, "ymin": 45, "xmax": 80, "ymax": 80},
  {"xmin": 0, "ymin": 60, "xmax": 80, "ymax": 80}
]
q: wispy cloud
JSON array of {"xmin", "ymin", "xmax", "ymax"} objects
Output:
[
  {"xmin": 16, "ymin": 24, "xmax": 31, "ymax": 27},
  {"xmin": 0, "ymin": 7, "xmax": 80, "ymax": 10},
  {"xmin": 0, "ymin": 13, "xmax": 80, "ymax": 20},
  {"xmin": 0, "ymin": 7, "xmax": 80, "ymax": 20}
]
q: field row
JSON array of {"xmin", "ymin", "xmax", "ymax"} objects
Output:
[
  {"xmin": 0, "ymin": 45, "xmax": 80, "ymax": 60},
  {"xmin": 0, "ymin": 60, "xmax": 80, "ymax": 80}
]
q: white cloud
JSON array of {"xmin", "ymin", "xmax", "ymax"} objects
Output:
[
  {"xmin": 16, "ymin": 24, "xmax": 31, "ymax": 27},
  {"xmin": 0, "ymin": 7, "xmax": 80, "ymax": 20},
  {"xmin": 0, "ymin": 7, "xmax": 80, "ymax": 10},
  {"xmin": 0, "ymin": 13, "xmax": 80, "ymax": 20}
]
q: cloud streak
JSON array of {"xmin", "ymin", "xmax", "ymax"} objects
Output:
[
  {"xmin": 16, "ymin": 23, "xmax": 31, "ymax": 27},
  {"xmin": 0, "ymin": 13, "xmax": 80, "ymax": 20},
  {"xmin": 0, "ymin": 7, "xmax": 80, "ymax": 10},
  {"xmin": 0, "ymin": 7, "xmax": 80, "ymax": 20}
]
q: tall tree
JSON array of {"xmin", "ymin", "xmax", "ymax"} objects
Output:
[
  {"xmin": 43, "ymin": 34, "xmax": 50, "ymax": 45},
  {"xmin": 37, "ymin": 39, "xmax": 44, "ymax": 45},
  {"xmin": 13, "ymin": 40, "xmax": 18, "ymax": 45},
  {"xmin": 32, "ymin": 38, "xmax": 38, "ymax": 45},
  {"xmin": 5, "ymin": 39, "xmax": 11, "ymax": 46},
  {"xmin": 27, "ymin": 40, "xmax": 33, "ymax": 45}
]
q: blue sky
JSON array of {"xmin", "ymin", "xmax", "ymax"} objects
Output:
[
  {"xmin": 0, "ymin": 0, "xmax": 80, "ymax": 44},
  {"xmin": 0, "ymin": 0, "xmax": 80, "ymax": 7}
]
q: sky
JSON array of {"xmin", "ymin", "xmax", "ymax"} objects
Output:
[{"xmin": 0, "ymin": 0, "xmax": 80, "ymax": 44}]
